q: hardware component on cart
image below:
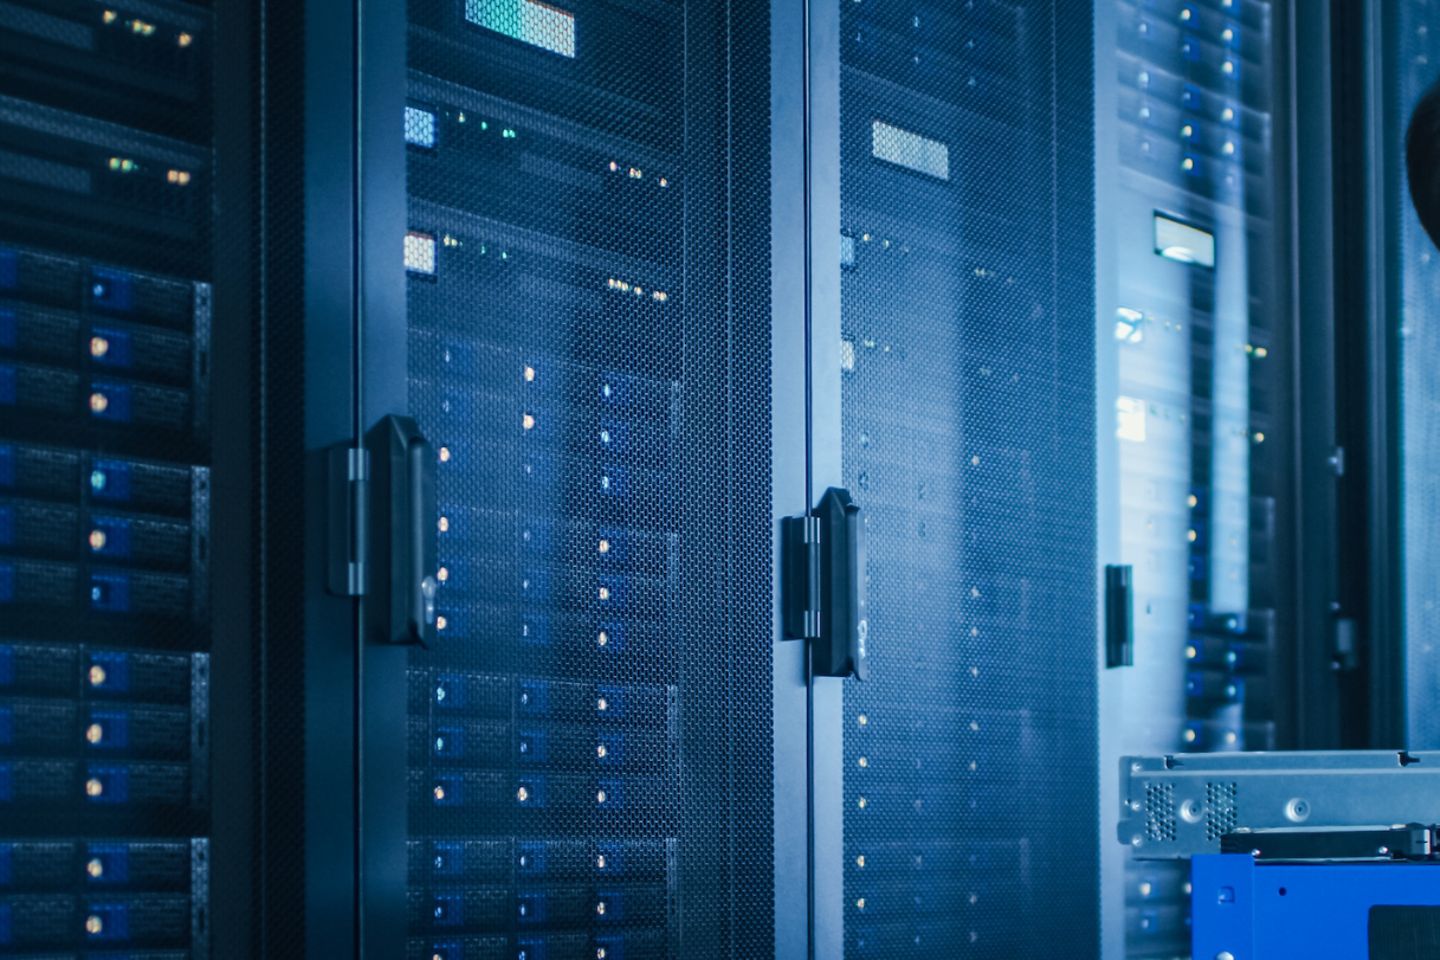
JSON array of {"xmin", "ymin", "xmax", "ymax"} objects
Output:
[
  {"xmin": 1119, "ymin": 751, "xmax": 1440, "ymax": 859},
  {"xmin": 1219, "ymin": 824, "xmax": 1436, "ymax": 862},
  {"xmin": 1191, "ymin": 854, "xmax": 1440, "ymax": 959}
]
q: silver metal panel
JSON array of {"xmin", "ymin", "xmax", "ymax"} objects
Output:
[
  {"xmin": 769, "ymin": 1, "xmax": 811, "ymax": 956},
  {"xmin": 807, "ymin": 0, "xmax": 845, "ymax": 955},
  {"xmin": 1093, "ymin": 0, "xmax": 1125, "ymax": 951},
  {"xmin": 1119, "ymin": 751, "xmax": 1440, "ymax": 859}
]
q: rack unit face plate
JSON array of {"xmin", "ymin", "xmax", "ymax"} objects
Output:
[{"xmin": 0, "ymin": 1, "xmax": 225, "ymax": 956}]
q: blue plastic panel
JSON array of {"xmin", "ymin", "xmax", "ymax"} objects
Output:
[{"xmin": 1192, "ymin": 854, "xmax": 1440, "ymax": 959}]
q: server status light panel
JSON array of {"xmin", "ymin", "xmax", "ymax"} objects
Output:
[
  {"xmin": 401, "ymin": 2, "xmax": 694, "ymax": 957},
  {"xmin": 0, "ymin": 2, "xmax": 216, "ymax": 956}
]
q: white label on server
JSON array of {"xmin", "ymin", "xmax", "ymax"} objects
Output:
[
  {"xmin": 467, "ymin": 0, "xmax": 577, "ymax": 58},
  {"xmin": 1115, "ymin": 395, "xmax": 1147, "ymax": 443},
  {"xmin": 404, "ymin": 231, "xmax": 437, "ymax": 275},
  {"xmin": 1153, "ymin": 213, "xmax": 1215, "ymax": 267},
  {"xmin": 871, "ymin": 120, "xmax": 950, "ymax": 181}
]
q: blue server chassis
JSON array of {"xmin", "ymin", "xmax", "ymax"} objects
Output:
[{"xmin": 1192, "ymin": 854, "xmax": 1440, "ymax": 958}]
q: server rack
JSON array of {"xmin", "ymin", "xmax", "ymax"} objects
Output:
[
  {"xmin": 1095, "ymin": 0, "xmax": 1295, "ymax": 957},
  {"xmin": 0, "ymin": 2, "xmax": 247, "ymax": 956},
  {"xmin": 355, "ymin": 1, "xmax": 804, "ymax": 958},
  {"xmin": 0, "ymin": 2, "xmax": 1375, "ymax": 956},
  {"xmin": 808, "ymin": 1, "xmax": 1101, "ymax": 957}
]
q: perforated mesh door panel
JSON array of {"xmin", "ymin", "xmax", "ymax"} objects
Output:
[
  {"xmin": 837, "ymin": 2, "xmax": 1098, "ymax": 957},
  {"xmin": 1399, "ymin": 5, "xmax": 1440, "ymax": 749},
  {"xmin": 0, "ymin": 3, "xmax": 233, "ymax": 956},
  {"xmin": 401, "ymin": 3, "xmax": 774, "ymax": 958}
]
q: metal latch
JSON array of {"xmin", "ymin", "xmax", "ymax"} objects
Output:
[
  {"xmin": 365, "ymin": 415, "xmax": 438, "ymax": 646},
  {"xmin": 1105, "ymin": 564, "xmax": 1134, "ymax": 668},
  {"xmin": 326, "ymin": 444, "xmax": 370, "ymax": 597}
]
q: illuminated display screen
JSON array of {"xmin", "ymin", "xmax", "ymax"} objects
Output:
[
  {"xmin": 1153, "ymin": 212, "xmax": 1215, "ymax": 267},
  {"xmin": 870, "ymin": 120, "xmax": 949, "ymax": 181},
  {"xmin": 404, "ymin": 231, "xmax": 436, "ymax": 275},
  {"xmin": 465, "ymin": 0, "xmax": 576, "ymax": 59},
  {"xmin": 405, "ymin": 106, "xmax": 436, "ymax": 148}
]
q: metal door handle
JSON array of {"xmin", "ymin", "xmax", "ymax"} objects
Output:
[
  {"xmin": 815, "ymin": 487, "xmax": 868, "ymax": 681},
  {"xmin": 366, "ymin": 414, "xmax": 437, "ymax": 645}
]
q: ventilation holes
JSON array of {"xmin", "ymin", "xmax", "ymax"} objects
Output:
[
  {"xmin": 1145, "ymin": 783, "xmax": 1176, "ymax": 842},
  {"xmin": 1205, "ymin": 781, "xmax": 1238, "ymax": 841}
]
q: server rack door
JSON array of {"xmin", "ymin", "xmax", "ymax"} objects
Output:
[
  {"xmin": 809, "ymin": 2, "xmax": 1101, "ymax": 957},
  {"xmin": 0, "ymin": 2, "xmax": 257, "ymax": 958},
  {"xmin": 357, "ymin": 1, "xmax": 805, "ymax": 958},
  {"xmin": 1095, "ymin": 0, "xmax": 1295, "ymax": 956},
  {"xmin": 1392, "ymin": 3, "xmax": 1440, "ymax": 750}
]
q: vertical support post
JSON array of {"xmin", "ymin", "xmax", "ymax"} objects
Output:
[
  {"xmin": 772, "ymin": 2, "xmax": 814, "ymax": 957},
  {"xmin": 805, "ymin": 0, "xmax": 844, "ymax": 955},
  {"xmin": 357, "ymin": 0, "xmax": 411, "ymax": 952},
  {"xmin": 300, "ymin": 0, "xmax": 362, "ymax": 953},
  {"xmin": 208, "ymin": 3, "xmax": 255, "ymax": 956},
  {"xmin": 1292, "ymin": 0, "xmax": 1343, "ymax": 749},
  {"xmin": 1358, "ymin": 0, "xmax": 1404, "ymax": 748}
]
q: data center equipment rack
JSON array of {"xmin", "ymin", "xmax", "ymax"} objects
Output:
[
  {"xmin": 1101, "ymin": 0, "xmax": 1291, "ymax": 956},
  {"xmin": 833, "ymin": 2, "xmax": 1100, "ymax": 957},
  {"xmin": 392, "ymin": 2, "xmax": 776, "ymax": 959},
  {"xmin": 0, "ymin": 3, "xmax": 224, "ymax": 956}
]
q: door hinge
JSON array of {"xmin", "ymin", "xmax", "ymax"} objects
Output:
[
  {"xmin": 327, "ymin": 444, "xmax": 370, "ymax": 597},
  {"xmin": 782, "ymin": 514, "xmax": 822, "ymax": 640}
]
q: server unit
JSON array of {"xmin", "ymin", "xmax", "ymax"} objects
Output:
[
  {"xmin": 0, "ymin": 3, "xmax": 225, "ymax": 956},
  {"xmin": 1097, "ymin": 0, "xmax": 1292, "ymax": 956}
]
